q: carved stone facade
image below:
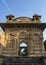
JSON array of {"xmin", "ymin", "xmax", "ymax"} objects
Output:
[{"xmin": 0, "ymin": 14, "xmax": 46, "ymax": 65}]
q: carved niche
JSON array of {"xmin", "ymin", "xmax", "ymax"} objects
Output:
[
  {"xmin": 32, "ymin": 33, "xmax": 41, "ymax": 50},
  {"xmin": 6, "ymin": 34, "xmax": 15, "ymax": 49}
]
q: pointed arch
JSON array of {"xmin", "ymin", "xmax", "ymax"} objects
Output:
[
  {"xmin": 19, "ymin": 41, "xmax": 28, "ymax": 56},
  {"xmin": 33, "ymin": 34, "xmax": 40, "ymax": 41},
  {"xmin": 6, "ymin": 33, "xmax": 15, "ymax": 48},
  {"xmin": 8, "ymin": 34, "xmax": 14, "ymax": 40},
  {"xmin": 20, "ymin": 42, "xmax": 27, "ymax": 47},
  {"xmin": 33, "ymin": 33, "xmax": 41, "ymax": 49},
  {"xmin": 18, "ymin": 30, "xmax": 29, "ymax": 38}
]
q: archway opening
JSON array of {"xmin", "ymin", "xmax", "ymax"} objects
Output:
[{"xmin": 19, "ymin": 42, "xmax": 27, "ymax": 56}]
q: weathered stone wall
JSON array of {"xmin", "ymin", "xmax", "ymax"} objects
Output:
[{"xmin": 2, "ymin": 26, "xmax": 44, "ymax": 57}]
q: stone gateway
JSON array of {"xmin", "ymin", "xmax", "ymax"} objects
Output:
[{"xmin": 0, "ymin": 14, "xmax": 46, "ymax": 65}]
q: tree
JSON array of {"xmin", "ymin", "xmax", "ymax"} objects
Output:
[{"xmin": 44, "ymin": 40, "xmax": 46, "ymax": 51}]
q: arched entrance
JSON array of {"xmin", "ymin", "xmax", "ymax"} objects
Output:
[{"xmin": 19, "ymin": 42, "xmax": 27, "ymax": 56}]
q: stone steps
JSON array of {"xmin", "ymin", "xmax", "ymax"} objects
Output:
[{"xmin": 1, "ymin": 57, "xmax": 45, "ymax": 65}]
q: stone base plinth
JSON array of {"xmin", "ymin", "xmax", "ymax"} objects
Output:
[{"xmin": 0, "ymin": 56, "xmax": 46, "ymax": 65}]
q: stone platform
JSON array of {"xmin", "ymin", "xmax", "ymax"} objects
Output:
[{"xmin": 0, "ymin": 56, "xmax": 46, "ymax": 65}]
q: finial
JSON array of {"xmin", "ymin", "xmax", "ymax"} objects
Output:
[
  {"xmin": 6, "ymin": 14, "xmax": 15, "ymax": 21},
  {"xmin": 33, "ymin": 14, "xmax": 41, "ymax": 20}
]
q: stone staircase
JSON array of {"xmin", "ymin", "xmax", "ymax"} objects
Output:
[{"xmin": 1, "ymin": 57, "xmax": 45, "ymax": 65}]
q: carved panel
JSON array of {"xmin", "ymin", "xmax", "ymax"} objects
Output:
[
  {"xmin": 6, "ymin": 34, "xmax": 15, "ymax": 49},
  {"xmin": 32, "ymin": 34, "xmax": 41, "ymax": 51}
]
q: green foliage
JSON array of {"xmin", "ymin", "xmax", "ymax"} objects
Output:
[{"xmin": 44, "ymin": 40, "xmax": 46, "ymax": 51}]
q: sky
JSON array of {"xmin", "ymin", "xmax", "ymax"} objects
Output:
[{"xmin": 0, "ymin": 0, "xmax": 46, "ymax": 41}]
